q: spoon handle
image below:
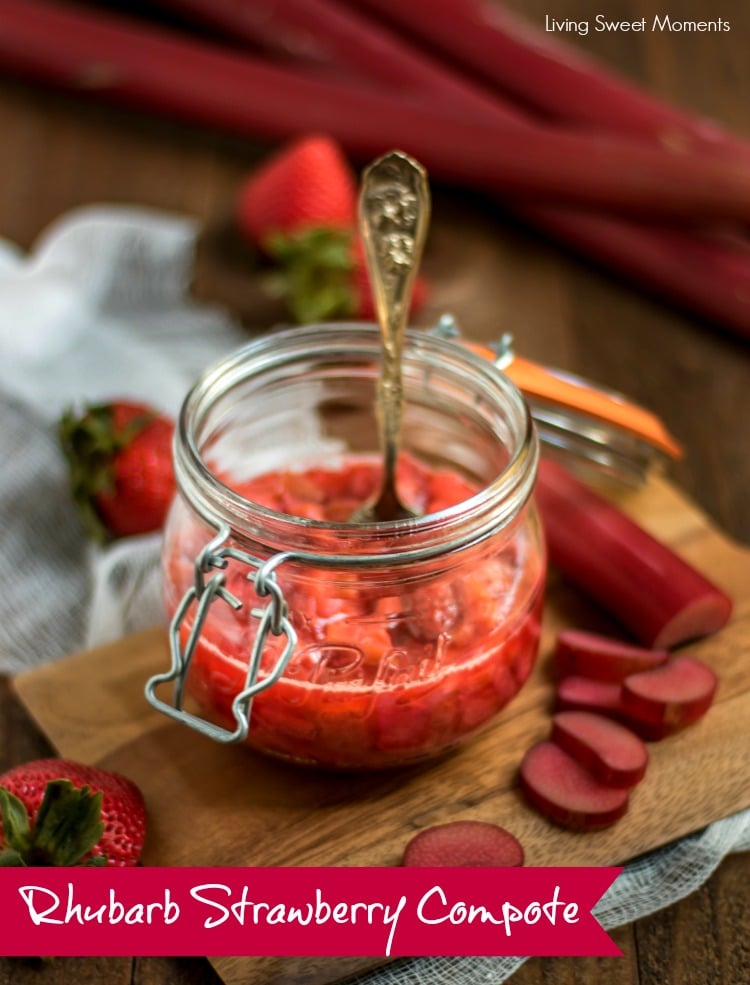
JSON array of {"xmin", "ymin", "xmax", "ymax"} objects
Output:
[{"xmin": 359, "ymin": 151, "xmax": 431, "ymax": 493}]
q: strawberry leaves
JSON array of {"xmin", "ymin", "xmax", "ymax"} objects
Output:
[
  {"xmin": 0, "ymin": 759, "xmax": 146, "ymax": 867},
  {"xmin": 0, "ymin": 780, "xmax": 107, "ymax": 867},
  {"xmin": 236, "ymin": 135, "xmax": 430, "ymax": 324},
  {"xmin": 263, "ymin": 227, "xmax": 360, "ymax": 323},
  {"xmin": 0, "ymin": 787, "xmax": 32, "ymax": 864}
]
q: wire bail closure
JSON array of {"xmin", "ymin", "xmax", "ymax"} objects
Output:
[
  {"xmin": 144, "ymin": 523, "xmax": 298, "ymax": 744},
  {"xmin": 429, "ymin": 313, "xmax": 516, "ymax": 370}
]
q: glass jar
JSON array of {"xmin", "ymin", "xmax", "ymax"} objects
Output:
[{"xmin": 148, "ymin": 323, "xmax": 546, "ymax": 770}]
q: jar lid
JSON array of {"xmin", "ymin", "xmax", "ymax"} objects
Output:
[{"xmin": 430, "ymin": 315, "xmax": 681, "ymax": 486}]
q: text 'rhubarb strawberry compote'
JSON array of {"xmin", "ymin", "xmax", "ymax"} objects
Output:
[{"xmin": 156, "ymin": 325, "xmax": 546, "ymax": 770}]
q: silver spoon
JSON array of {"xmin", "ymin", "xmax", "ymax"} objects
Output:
[{"xmin": 351, "ymin": 150, "xmax": 431, "ymax": 523}]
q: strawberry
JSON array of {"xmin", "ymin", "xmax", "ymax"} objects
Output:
[
  {"xmin": 237, "ymin": 133, "xmax": 356, "ymax": 249},
  {"xmin": 236, "ymin": 134, "xmax": 429, "ymax": 323},
  {"xmin": 59, "ymin": 400, "xmax": 175, "ymax": 541},
  {"xmin": 0, "ymin": 759, "xmax": 146, "ymax": 867}
]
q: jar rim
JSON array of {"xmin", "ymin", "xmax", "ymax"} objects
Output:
[{"xmin": 174, "ymin": 323, "xmax": 538, "ymax": 563}]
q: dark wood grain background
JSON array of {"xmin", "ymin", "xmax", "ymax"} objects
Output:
[{"xmin": 0, "ymin": 0, "xmax": 748, "ymax": 983}]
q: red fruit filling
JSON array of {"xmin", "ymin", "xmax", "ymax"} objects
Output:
[{"xmin": 164, "ymin": 455, "xmax": 544, "ymax": 769}]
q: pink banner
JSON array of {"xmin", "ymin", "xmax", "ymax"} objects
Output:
[{"xmin": 0, "ymin": 866, "xmax": 621, "ymax": 958}]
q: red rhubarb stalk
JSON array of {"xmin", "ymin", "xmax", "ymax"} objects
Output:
[
  {"xmin": 146, "ymin": 0, "xmax": 750, "ymax": 337},
  {"xmin": 535, "ymin": 459, "xmax": 733, "ymax": 648},
  {"xmin": 514, "ymin": 207, "xmax": 750, "ymax": 338},
  {"xmin": 7, "ymin": 0, "xmax": 750, "ymax": 336},
  {"xmin": 3, "ymin": 0, "xmax": 750, "ymax": 224},
  {"xmin": 152, "ymin": 0, "xmax": 500, "ymax": 119},
  {"xmin": 354, "ymin": 0, "xmax": 750, "ymax": 165}
]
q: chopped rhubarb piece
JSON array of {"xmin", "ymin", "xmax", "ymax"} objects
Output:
[
  {"xmin": 555, "ymin": 670, "xmax": 709, "ymax": 742},
  {"xmin": 621, "ymin": 718, "xmax": 685, "ymax": 743},
  {"xmin": 536, "ymin": 459, "xmax": 733, "ymax": 648},
  {"xmin": 403, "ymin": 820, "xmax": 524, "ymax": 867},
  {"xmin": 520, "ymin": 741, "xmax": 630, "ymax": 830},
  {"xmin": 405, "ymin": 581, "xmax": 461, "ymax": 641},
  {"xmin": 555, "ymin": 629, "xmax": 669, "ymax": 682},
  {"xmin": 556, "ymin": 676, "xmax": 625, "ymax": 719},
  {"xmin": 551, "ymin": 711, "xmax": 649, "ymax": 788},
  {"xmin": 621, "ymin": 655, "xmax": 718, "ymax": 729}
]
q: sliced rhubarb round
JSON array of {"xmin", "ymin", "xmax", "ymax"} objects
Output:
[
  {"xmin": 402, "ymin": 820, "xmax": 525, "ymax": 867},
  {"xmin": 520, "ymin": 741, "xmax": 630, "ymax": 830},
  {"xmin": 621, "ymin": 655, "xmax": 718, "ymax": 729},
  {"xmin": 555, "ymin": 629, "xmax": 669, "ymax": 682},
  {"xmin": 556, "ymin": 675, "xmax": 624, "ymax": 718},
  {"xmin": 551, "ymin": 710, "xmax": 648, "ymax": 788}
]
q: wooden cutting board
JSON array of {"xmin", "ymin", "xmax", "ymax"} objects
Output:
[{"xmin": 12, "ymin": 476, "xmax": 750, "ymax": 985}]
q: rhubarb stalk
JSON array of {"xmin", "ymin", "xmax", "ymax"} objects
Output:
[
  {"xmin": 2, "ymin": 0, "xmax": 750, "ymax": 224},
  {"xmin": 535, "ymin": 459, "xmax": 733, "ymax": 648},
  {"xmin": 146, "ymin": 0, "xmax": 750, "ymax": 337},
  {"xmin": 152, "ymin": 0, "xmax": 501, "ymax": 119},
  {"xmin": 5, "ymin": 0, "xmax": 750, "ymax": 335},
  {"xmin": 354, "ymin": 0, "xmax": 750, "ymax": 164}
]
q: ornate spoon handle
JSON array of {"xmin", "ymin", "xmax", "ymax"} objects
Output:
[{"xmin": 357, "ymin": 150, "xmax": 431, "ymax": 522}]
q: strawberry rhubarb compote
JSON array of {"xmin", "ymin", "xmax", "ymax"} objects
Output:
[{"xmin": 155, "ymin": 325, "xmax": 546, "ymax": 770}]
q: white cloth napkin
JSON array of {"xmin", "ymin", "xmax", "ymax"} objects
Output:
[
  {"xmin": 0, "ymin": 204, "xmax": 247, "ymax": 666},
  {"xmin": 0, "ymin": 204, "xmax": 246, "ymax": 420},
  {"xmin": 0, "ymin": 205, "xmax": 746, "ymax": 984}
]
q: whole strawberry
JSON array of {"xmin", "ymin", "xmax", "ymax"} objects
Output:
[
  {"xmin": 0, "ymin": 759, "xmax": 147, "ymax": 867},
  {"xmin": 59, "ymin": 400, "xmax": 175, "ymax": 541},
  {"xmin": 236, "ymin": 134, "xmax": 429, "ymax": 323},
  {"xmin": 237, "ymin": 132, "xmax": 356, "ymax": 249}
]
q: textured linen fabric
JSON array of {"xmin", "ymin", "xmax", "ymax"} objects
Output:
[
  {"xmin": 0, "ymin": 205, "xmax": 248, "ymax": 663},
  {"xmin": 0, "ymin": 205, "xmax": 747, "ymax": 984}
]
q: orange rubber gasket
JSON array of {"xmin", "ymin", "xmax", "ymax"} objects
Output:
[{"xmin": 464, "ymin": 342, "xmax": 683, "ymax": 460}]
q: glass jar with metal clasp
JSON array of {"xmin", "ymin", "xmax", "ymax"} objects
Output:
[{"xmin": 146, "ymin": 322, "xmax": 546, "ymax": 770}]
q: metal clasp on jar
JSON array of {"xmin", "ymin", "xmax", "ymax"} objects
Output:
[{"xmin": 145, "ymin": 523, "xmax": 297, "ymax": 744}]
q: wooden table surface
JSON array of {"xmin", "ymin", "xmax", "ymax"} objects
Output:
[{"xmin": 0, "ymin": 0, "xmax": 748, "ymax": 983}]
